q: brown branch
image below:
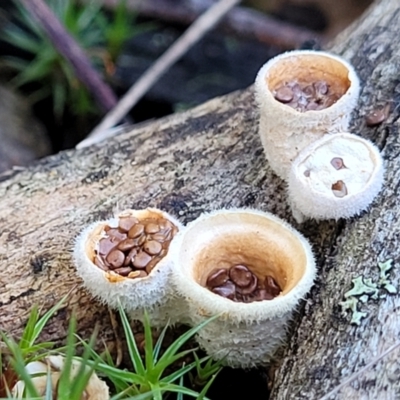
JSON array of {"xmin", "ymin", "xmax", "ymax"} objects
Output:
[
  {"xmin": 19, "ymin": 0, "xmax": 118, "ymax": 112},
  {"xmin": 100, "ymin": 0, "xmax": 324, "ymax": 50}
]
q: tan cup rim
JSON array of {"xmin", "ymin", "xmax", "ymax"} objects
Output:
[
  {"xmin": 170, "ymin": 208, "xmax": 316, "ymax": 319},
  {"xmin": 256, "ymin": 50, "xmax": 360, "ymax": 116}
]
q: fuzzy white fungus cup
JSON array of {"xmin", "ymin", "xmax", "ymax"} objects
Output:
[
  {"xmin": 288, "ymin": 133, "xmax": 385, "ymax": 221},
  {"xmin": 170, "ymin": 208, "xmax": 316, "ymax": 367},
  {"xmin": 255, "ymin": 50, "xmax": 360, "ymax": 179},
  {"xmin": 73, "ymin": 208, "xmax": 184, "ymax": 326},
  {"xmin": 12, "ymin": 356, "xmax": 109, "ymax": 399}
]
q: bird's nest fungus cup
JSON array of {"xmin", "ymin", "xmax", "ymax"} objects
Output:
[
  {"xmin": 170, "ymin": 208, "xmax": 316, "ymax": 367},
  {"xmin": 255, "ymin": 50, "xmax": 360, "ymax": 179},
  {"xmin": 74, "ymin": 208, "xmax": 183, "ymax": 326},
  {"xmin": 288, "ymin": 132, "xmax": 385, "ymax": 221}
]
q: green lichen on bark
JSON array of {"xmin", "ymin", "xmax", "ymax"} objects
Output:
[{"xmin": 340, "ymin": 259, "xmax": 397, "ymax": 325}]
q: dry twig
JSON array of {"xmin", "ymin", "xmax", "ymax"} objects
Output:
[{"xmin": 81, "ymin": 0, "xmax": 241, "ymax": 146}]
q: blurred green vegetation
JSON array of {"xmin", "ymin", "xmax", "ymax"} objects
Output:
[{"xmin": 0, "ymin": 0, "xmax": 153, "ymax": 119}]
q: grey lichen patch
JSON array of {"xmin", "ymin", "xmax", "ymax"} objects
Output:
[
  {"xmin": 359, "ymin": 294, "xmax": 369, "ymax": 303},
  {"xmin": 340, "ymin": 296, "xmax": 367, "ymax": 325},
  {"xmin": 340, "ymin": 277, "xmax": 378, "ymax": 325},
  {"xmin": 378, "ymin": 259, "xmax": 397, "ymax": 294},
  {"xmin": 344, "ymin": 276, "xmax": 379, "ymax": 299},
  {"xmin": 340, "ymin": 259, "xmax": 397, "ymax": 325}
]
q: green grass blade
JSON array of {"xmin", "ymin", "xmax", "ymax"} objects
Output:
[
  {"xmin": 105, "ymin": 379, "xmax": 136, "ymax": 398},
  {"xmin": 143, "ymin": 311, "xmax": 154, "ymax": 371},
  {"xmin": 68, "ymin": 329, "xmax": 99, "ymax": 400},
  {"xmin": 112, "ymin": 391, "xmax": 154, "ymax": 400},
  {"xmin": 75, "ymin": 336, "xmax": 103, "ymax": 364},
  {"xmin": 19, "ymin": 304, "xmax": 39, "ymax": 350},
  {"xmin": 193, "ymin": 353, "xmax": 224, "ymax": 385},
  {"xmin": 2, "ymin": 335, "xmax": 40, "ymax": 398},
  {"xmin": 149, "ymin": 382, "xmax": 162, "ymax": 400},
  {"xmin": 63, "ymin": 0, "xmax": 79, "ymax": 33},
  {"xmin": 58, "ymin": 54, "xmax": 77, "ymax": 86},
  {"xmin": 152, "ymin": 348, "xmax": 195, "ymax": 380},
  {"xmin": 25, "ymin": 86, "xmax": 52, "ymax": 105},
  {"xmin": 102, "ymin": 342, "xmax": 116, "ymax": 367},
  {"xmin": 44, "ymin": 366, "xmax": 53, "ymax": 400},
  {"xmin": 68, "ymin": 362, "xmax": 97, "ymax": 400},
  {"xmin": 50, "ymin": 0, "xmax": 67, "ymax": 20},
  {"xmin": 152, "ymin": 323, "xmax": 169, "ymax": 364},
  {"xmin": 12, "ymin": 55, "xmax": 53, "ymax": 88},
  {"xmin": 30, "ymin": 294, "xmax": 69, "ymax": 349},
  {"xmin": 97, "ymin": 345, "xmax": 137, "ymax": 394},
  {"xmin": 109, "ymin": 384, "xmax": 142, "ymax": 400},
  {"xmin": 70, "ymin": 82, "xmax": 96, "ymax": 117},
  {"xmin": 76, "ymin": 336, "xmax": 145, "ymax": 390},
  {"xmin": 197, "ymin": 371, "xmax": 219, "ymax": 400},
  {"xmin": 1, "ymin": 55, "xmax": 30, "ymax": 71},
  {"xmin": 160, "ymin": 359, "xmax": 198, "ymax": 384},
  {"xmin": 76, "ymin": 1, "xmax": 103, "ymax": 34},
  {"xmin": 177, "ymin": 374, "xmax": 184, "ymax": 400},
  {"xmin": 118, "ymin": 304, "xmax": 145, "ymax": 376},
  {"xmin": 156, "ymin": 315, "xmax": 219, "ymax": 371},
  {"xmin": 85, "ymin": 359, "xmax": 147, "ymax": 386},
  {"xmin": 52, "ymin": 80, "xmax": 67, "ymax": 119},
  {"xmin": 24, "ymin": 342, "xmax": 56, "ymax": 359},
  {"xmin": 15, "ymin": 7, "xmax": 44, "ymax": 38},
  {"xmin": 1, "ymin": 25, "xmax": 41, "ymax": 53},
  {"xmin": 159, "ymin": 382, "xmax": 203, "ymax": 399},
  {"xmin": 56, "ymin": 316, "xmax": 77, "ymax": 398}
]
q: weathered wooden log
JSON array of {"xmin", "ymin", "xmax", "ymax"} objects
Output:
[{"xmin": 0, "ymin": 0, "xmax": 399, "ymax": 397}]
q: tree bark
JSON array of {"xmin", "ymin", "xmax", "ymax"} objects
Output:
[
  {"xmin": 0, "ymin": 0, "xmax": 399, "ymax": 398},
  {"xmin": 271, "ymin": 0, "xmax": 400, "ymax": 398}
]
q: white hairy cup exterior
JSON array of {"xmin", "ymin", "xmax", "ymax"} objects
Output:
[
  {"xmin": 170, "ymin": 208, "xmax": 316, "ymax": 367},
  {"xmin": 12, "ymin": 356, "xmax": 109, "ymax": 400},
  {"xmin": 288, "ymin": 132, "xmax": 385, "ymax": 221},
  {"xmin": 255, "ymin": 50, "xmax": 360, "ymax": 180},
  {"xmin": 73, "ymin": 208, "xmax": 184, "ymax": 327}
]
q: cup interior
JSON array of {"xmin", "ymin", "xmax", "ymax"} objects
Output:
[
  {"xmin": 85, "ymin": 222, "xmax": 106, "ymax": 261},
  {"xmin": 266, "ymin": 54, "xmax": 351, "ymax": 99},
  {"xmin": 84, "ymin": 209, "xmax": 178, "ymax": 282},
  {"xmin": 180, "ymin": 212, "xmax": 309, "ymax": 296}
]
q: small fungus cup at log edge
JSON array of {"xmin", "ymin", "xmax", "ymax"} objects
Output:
[
  {"xmin": 12, "ymin": 356, "xmax": 109, "ymax": 400},
  {"xmin": 288, "ymin": 132, "xmax": 385, "ymax": 221},
  {"xmin": 73, "ymin": 208, "xmax": 184, "ymax": 326},
  {"xmin": 169, "ymin": 208, "xmax": 316, "ymax": 367},
  {"xmin": 254, "ymin": 50, "xmax": 360, "ymax": 180}
]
